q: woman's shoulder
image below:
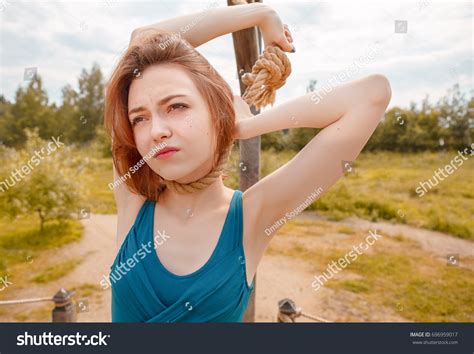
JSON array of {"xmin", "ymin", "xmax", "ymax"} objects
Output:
[{"xmin": 116, "ymin": 193, "xmax": 148, "ymax": 250}]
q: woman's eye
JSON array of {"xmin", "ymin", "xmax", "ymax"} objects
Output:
[
  {"xmin": 131, "ymin": 116, "xmax": 144, "ymax": 126},
  {"xmin": 168, "ymin": 103, "xmax": 188, "ymax": 112}
]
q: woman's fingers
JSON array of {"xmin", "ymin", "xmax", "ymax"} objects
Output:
[{"xmin": 282, "ymin": 24, "xmax": 294, "ymax": 52}]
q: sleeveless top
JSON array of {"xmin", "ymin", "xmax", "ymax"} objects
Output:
[{"xmin": 110, "ymin": 189, "xmax": 255, "ymax": 322}]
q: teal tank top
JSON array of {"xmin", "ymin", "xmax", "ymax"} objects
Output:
[{"xmin": 110, "ymin": 189, "xmax": 255, "ymax": 322}]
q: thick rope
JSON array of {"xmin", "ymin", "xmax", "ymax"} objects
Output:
[
  {"xmin": 159, "ymin": 145, "xmax": 233, "ymax": 194},
  {"xmin": 241, "ymin": 46, "xmax": 292, "ymax": 110},
  {"xmin": 159, "ymin": 46, "xmax": 291, "ymax": 194}
]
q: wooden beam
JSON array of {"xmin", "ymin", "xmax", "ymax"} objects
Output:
[{"xmin": 226, "ymin": 0, "xmax": 262, "ymax": 323}]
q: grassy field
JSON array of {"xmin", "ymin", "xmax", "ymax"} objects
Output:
[
  {"xmin": 83, "ymin": 149, "xmax": 474, "ymax": 240},
  {"xmin": 268, "ymin": 218, "xmax": 474, "ymax": 322},
  {"xmin": 1, "ymin": 148, "xmax": 471, "ymax": 322},
  {"xmin": 0, "ymin": 217, "xmax": 83, "ymax": 275}
]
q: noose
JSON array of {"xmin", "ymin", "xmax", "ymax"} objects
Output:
[
  {"xmin": 162, "ymin": 46, "xmax": 291, "ymax": 194},
  {"xmin": 160, "ymin": 145, "xmax": 233, "ymax": 194},
  {"xmin": 241, "ymin": 46, "xmax": 292, "ymax": 110}
]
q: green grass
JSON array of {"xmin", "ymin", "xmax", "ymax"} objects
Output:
[
  {"xmin": 328, "ymin": 252, "xmax": 474, "ymax": 322},
  {"xmin": 268, "ymin": 225, "xmax": 474, "ymax": 322},
  {"xmin": 0, "ymin": 217, "xmax": 83, "ymax": 273},
  {"xmin": 31, "ymin": 257, "xmax": 83, "ymax": 283},
  {"xmin": 79, "ymin": 156, "xmax": 117, "ymax": 214},
  {"xmin": 81, "ymin": 149, "xmax": 473, "ymax": 239},
  {"xmin": 14, "ymin": 304, "xmax": 53, "ymax": 322},
  {"xmin": 337, "ymin": 225, "xmax": 356, "ymax": 235},
  {"xmin": 70, "ymin": 283, "xmax": 102, "ymax": 298},
  {"xmin": 260, "ymin": 150, "xmax": 473, "ymax": 240},
  {"xmin": 339, "ymin": 279, "xmax": 370, "ymax": 293}
]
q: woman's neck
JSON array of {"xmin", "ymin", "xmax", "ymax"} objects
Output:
[{"xmin": 158, "ymin": 177, "xmax": 230, "ymax": 219}]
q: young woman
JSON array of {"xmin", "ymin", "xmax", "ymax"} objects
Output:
[{"xmin": 104, "ymin": 2, "xmax": 391, "ymax": 322}]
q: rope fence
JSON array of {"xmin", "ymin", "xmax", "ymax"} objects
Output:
[
  {"xmin": 1, "ymin": 291, "xmax": 327, "ymax": 323},
  {"xmin": 277, "ymin": 298, "xmax": 331, "ymax": 323},
  {"xmin": 0, "ymin": 288, "xmax": 77, "ymax": 322}
]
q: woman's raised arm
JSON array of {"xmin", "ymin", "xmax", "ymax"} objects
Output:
[
  {"xmin": 238, "ymin": 74, "xmax": 392, "ymax": 263},
  {"xmin": 129, "ymin": 2, "xmax": 293, "ymax": 52}
]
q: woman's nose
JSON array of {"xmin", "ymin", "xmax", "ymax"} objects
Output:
[{"xmin": 150, "ymin": 115, "xmax": 172, "ymax": 142}]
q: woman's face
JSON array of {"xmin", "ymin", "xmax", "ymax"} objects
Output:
[{"xmin": 127, "ymin": 63, "xmax": 216, "ymax": 184}]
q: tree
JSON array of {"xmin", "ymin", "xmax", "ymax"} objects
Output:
[
  {"xmin": 91, "ymin": 124, "xmax": 112, "ymax": 157},
  {"xmin": 0, "ymin": 129, "xmax": 84, "ymax": 231},
  {"xmin": 55, "ymin": 84, "xmax": 80, "ymax": 144},
  {"xmin": 436, "ymin": 84, "xmax": 473, "ymax": 149},
  {"xmin": 366, "ymin": 84, "xmax": 473, "ymax": 152},
  {"xmin": 0, "ymin": 75, "xmax": 57, "ymax": 148},
  {"xmin": 69, "ymin": 62, "xmax": 105, "ymax": 143}
]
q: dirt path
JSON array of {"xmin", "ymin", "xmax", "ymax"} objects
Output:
[
  {"xmin": 0, "ymin": 214, "xmax": 116, "ymax": 322},
  {"xmin": 256, "ymin": 213, "xmax": 473, "ymax": 323},
  {"xmin": 294, "ymin": 213, "xmax": 474, "ymax": 261},
  {"xmin": 1, "ymin": 211, "xmax": 470, "ymax": 322}
]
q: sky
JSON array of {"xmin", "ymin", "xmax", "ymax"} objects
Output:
[{"xmin": 0, "ymin": 0, "xmax": 472, "ymax": 111}]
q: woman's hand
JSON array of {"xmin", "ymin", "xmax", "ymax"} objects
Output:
[
  {"xmin": 259, "ymin": 7, "xmax": 295, "ymax": 52},
  {"xmin": 233, "ymin": 95, "xmax": 253, "ymax": 140}
]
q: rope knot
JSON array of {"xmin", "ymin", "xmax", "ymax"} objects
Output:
[
  {"xmin": 159, "ymin": 144, "xmax": 233, "ymax": 194},
  {"xmin": 241, "ymin": 46, "xmax": 292, "ymax": 110}
]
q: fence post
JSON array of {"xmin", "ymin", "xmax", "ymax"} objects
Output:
[
  {"xmin": 52, "ymin": 288, "xmax": 76, "ymax": 322},
  {"xmin": 227, "ymin": 0, "xmax": 263, "ymax": 323}
]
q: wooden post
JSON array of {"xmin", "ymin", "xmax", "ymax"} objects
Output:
[
  {"xmin": 52, "ymin": 288, "xmax": 76, "ymax": 322},
  {"xmin": 227, "ymin": 0, "xmax": 262, "ymax": 323}
]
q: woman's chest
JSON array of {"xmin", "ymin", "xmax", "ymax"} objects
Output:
[{"xmin": 151, "ymin": 210, "xmax": 228, "ymax": 276}]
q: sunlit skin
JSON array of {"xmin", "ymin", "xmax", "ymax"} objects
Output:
[
  {"xmin": 128, "ymin": 63, "xmax": 217, "ymax": 184},
  {"xmin": 115, "ymin": 3, "xmax": 391, "ymax": 286},
  {"xmin": 124, "ymin": 64, "xmax": 239, "ymax": 277}
]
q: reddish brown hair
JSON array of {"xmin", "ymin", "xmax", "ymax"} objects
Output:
[{"xmin": 104, "ymin": 29, "xmax": 235, "ymax": 201}]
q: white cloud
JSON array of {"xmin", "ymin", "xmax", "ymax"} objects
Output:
[{"xmin": 0, "ymin": 0, "xmax": 472, "ymax": 111}]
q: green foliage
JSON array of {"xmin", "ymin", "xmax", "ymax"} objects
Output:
[
  {"xmin": 365, "ymin": 85, "xmax": 473, "ymax": 152},
  {"xmin": 66, "ymin": 63, "xmax": 105, "ymax": 143},
  {"xmin": 0, "ymin": 62, "xmax": 105, "ymax": 148},
  {"xmin": 0, "ymin": 76, "xmax": 57, "ymax": 148},
  {"xmin": 261, "ymin": 130, "xmax": 287, "ymax": 151},
  {"xmin": 0, "ymin": 129, "xmax": 86, "ymax": 230},
  {"xmin": 258, "ymin": 150, "xmax": 474, "ymax": 240},
  {"xmin": 259, "ymin": 83, "xmax": 473, "ymax": 153},
  {"xmin": 1, "ymin": 68, "xmax": 471, "ymax": 154},
  {"xmin": 78, "ymin": 148, "xmax": 473, "ymax": 240},
  {"xmin": 90, "ymin": 124, "xmax": 112, "ymax": 158}
]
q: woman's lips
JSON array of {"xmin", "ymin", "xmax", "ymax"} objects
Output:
[{"xmin": 155, "ymin": 148, "xmax": 179, "ymax": 160}]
